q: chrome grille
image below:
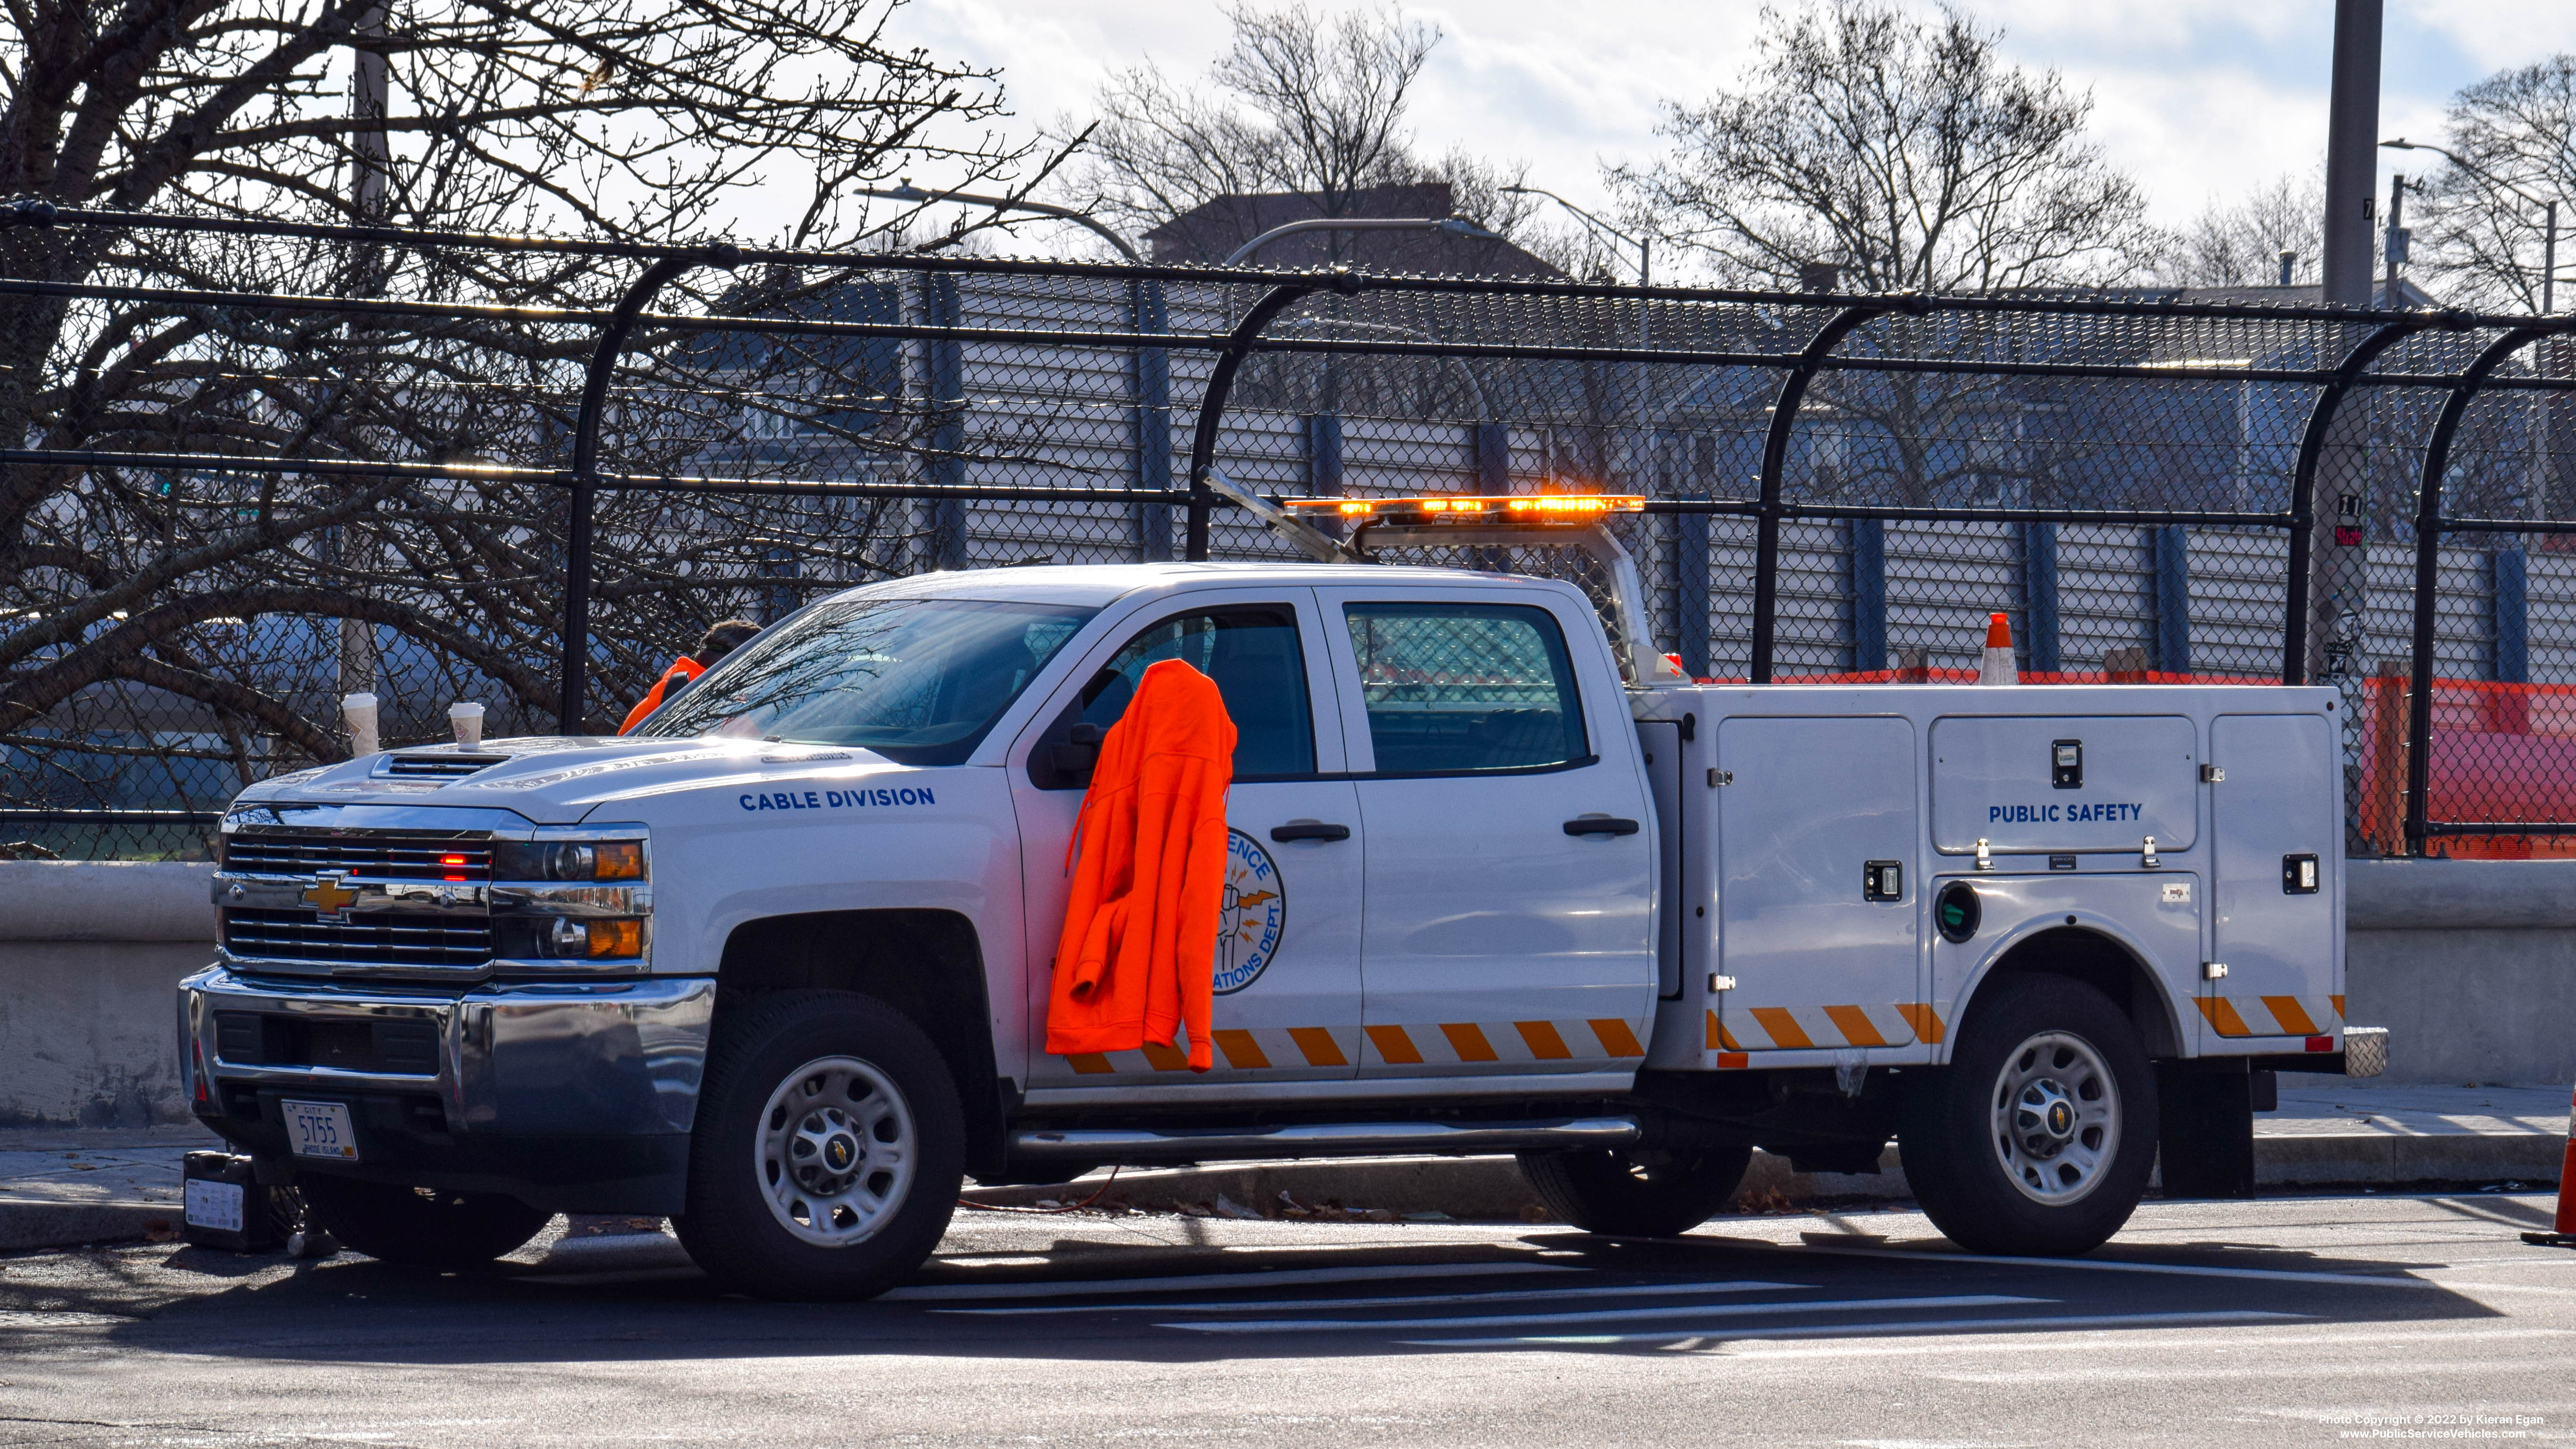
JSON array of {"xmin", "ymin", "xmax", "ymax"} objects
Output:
[
  {"xmin": 381, "ymin": 753, "xmax": 510, "ymax": 779},
  {"xmin": 222, "ymin": 907, "xmax": 492, "ymax": 968},
  {"xmin": 222, "ymin": 832, "xmax": 493, "ymax": 882}
]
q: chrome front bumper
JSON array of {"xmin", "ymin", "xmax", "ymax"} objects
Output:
[{"xmin": 179, "ymin": 966, "xmax": 712, "ymax": 1212}]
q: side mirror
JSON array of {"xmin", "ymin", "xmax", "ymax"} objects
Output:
[{"xmin": 1052, "ymin": 721, "xmax": 1106, "ymax": 776}]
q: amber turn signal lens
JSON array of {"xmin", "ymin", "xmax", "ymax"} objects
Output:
[
  {"xmin": 585, "ymin": 919, "xmax": 642, "ymax": 958},
  {"xmin": 593, "ymin": 842, "xmax": 642, "ymax": 880}
]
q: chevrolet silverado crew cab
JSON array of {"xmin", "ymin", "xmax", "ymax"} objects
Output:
[{"xmin": 181, "ymin": 497, "xmax": 2374, "ymax": 1299}]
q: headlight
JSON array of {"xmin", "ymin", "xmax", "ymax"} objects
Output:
[
  {"xmin": 490, "ymin": 826, "xmax": 650, "ymax": 973},
  {"xmin": 494, "ymin": 838, "xmax": 645, "ymax": 881}
]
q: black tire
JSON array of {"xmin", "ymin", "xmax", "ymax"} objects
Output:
[
  {"xmin": 673, "ymin": 990, "xmax": 963, "ymax": 1301},
  {"xmin": 1515, "ymin": 1146, "xmax": 1754, "ymax": 1236},
  {"xmin": 295, "ymin": 1174, "xmax": 551, "ymax": 1269},
  {"xmin": 1899, "ymin": 976, "xmax": 2158, "ymax": 1257}
]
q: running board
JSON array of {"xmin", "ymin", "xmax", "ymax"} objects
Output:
[{"xmin": 1007, "ymin": 1116, "xmax": 1642, "ymax": 1162}]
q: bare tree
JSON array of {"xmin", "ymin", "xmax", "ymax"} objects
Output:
[
  {"xmin": 0, "ymin": 0, "xmax": 1047, "ymax": 819},
  {"xmin": 1608, "ymin": 0, "xmax": 2155, "ymax": 293},
  {"xmin": 1055, "ymin": 1, "xmax": 1553, "ymax": 264},
  {"xmin": 2409, "ymin": 55, "xmax": 2576, "ymax": 313},
  {"xmin": 2160, "ymin": 173, "xmax": 2326, "ymax": 289}
]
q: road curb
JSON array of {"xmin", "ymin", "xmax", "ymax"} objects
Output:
[
  {"xmin": 960, "ymin": 1133, "xmax": 2566, "ymax": 1221},
  {"xmin": 0, "ymin": 1199, "xmax": 176, "ymax": 1253}
]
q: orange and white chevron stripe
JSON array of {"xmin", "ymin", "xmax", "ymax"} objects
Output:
[
  {"xmin": 1053, "ymin": 1018, "xmax": 1649, "ymax": 1075},
  {"xmin": 1704, "ymin": 1002, "xmax": 1936, "ymax": 1052},
  {"xmin": 2197, "ymin": 993, "xmax": 2345, "ymax": 1038},
  {"xmin": 1357, "ymin": 1018, "xmax": 1648, "ymax": 1068}
]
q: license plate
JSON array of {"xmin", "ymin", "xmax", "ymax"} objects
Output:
[{"xmin": 281, "ymin": 1099, "xmax": 359, "ymax": 1161}]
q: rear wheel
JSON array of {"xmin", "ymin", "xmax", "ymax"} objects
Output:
[
  {"xmin": 1899, "ymin": 977, "xmax": 2157, "ymax": 1256},
  {"xmin": 295, "ymin": 1175, "xmax": 551, "ymax": 1269},
  {"xmin": 1515, "ymin": 1146, "xmax": 1753, "ymax": 1236},
  {"xmin": 674, "ymin": 991, "xmax": 962, "ymax": 1300}
]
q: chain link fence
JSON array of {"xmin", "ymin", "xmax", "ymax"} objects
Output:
[{"xmin": 5, "ymin": 204, "xmax": 2574, "ymax": 858}]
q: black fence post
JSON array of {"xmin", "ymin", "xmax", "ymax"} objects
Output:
[
  {"xmin": 926, "ymin": 272, "xmax": 968, "ymax": 570},
  {"xmin": 2405, "ymin": 323, "xmax": 2566, "ymax": 853},
  {"xmin": 1132, "ymin": 279, "xmax": 1172, "ymax": 561},
  {"xmin": 1751, "ymin": 299, "xmax": 1907, "ymax": 682},
  {"xmin": 563, "ymin": 242, "xmax": 739, "ymax": 733}
]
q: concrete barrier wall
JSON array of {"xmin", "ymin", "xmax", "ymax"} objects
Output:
[
  {"xmin": 0, "ymin": 858, "xmax": 2567, "ymax": 1127},
  {"xmin": 0, "ymin": 862, "xmax": 216, "ymax": 1127},
  {"xmin": 2345, "ymin": 859, "xmax": 2576, "ymax": 1086}
]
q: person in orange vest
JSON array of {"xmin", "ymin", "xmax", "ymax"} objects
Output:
[{"xmin": 619, "ymin": 618, "xmax": 761, "ymax": 735}]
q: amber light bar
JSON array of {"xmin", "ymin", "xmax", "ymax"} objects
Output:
[{"xmin": 1280, "ymin": 494, "xmax": 1645, "ymax": 524}]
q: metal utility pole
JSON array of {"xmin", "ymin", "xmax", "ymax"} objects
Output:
[
  {"xmin": 2303, "ymin": 0, "xmax": 2384, "ymax": 695},
  {"xmin": 338, "ymin": 4, "xmax": 390, "ymax": 711},
  {"xmin": 2321, "ymin": 0, "xmax": 2383, "ymax": 307}
]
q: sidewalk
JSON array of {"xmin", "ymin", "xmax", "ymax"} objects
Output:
[{"xmin": 3, "ymin": 1081, "xmax": 2564, "ymax": 1253}]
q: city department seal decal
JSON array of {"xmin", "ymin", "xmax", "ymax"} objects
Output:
[{"xmin": 1213, "ymin": 828, "xmax": 1285, "ymax": 995}]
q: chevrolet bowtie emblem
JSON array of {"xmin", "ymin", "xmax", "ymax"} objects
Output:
[{"xmin": 301, "ymin": 874, "xmax": 360, "ymax": 920}]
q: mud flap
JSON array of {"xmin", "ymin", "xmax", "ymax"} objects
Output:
[{"xmin": 2155, "ymin": 1063, "xmax": 2255, "ymax": 1199}]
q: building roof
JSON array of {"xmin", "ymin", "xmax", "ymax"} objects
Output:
[{"xmin": 1142, "ymin": 183, "xmax": 1562, "ymax": 278}]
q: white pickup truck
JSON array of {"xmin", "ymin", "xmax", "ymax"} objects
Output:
[{"xmin": 180, "ymin": 499, "xmax": 2372, "ymax": 1298}]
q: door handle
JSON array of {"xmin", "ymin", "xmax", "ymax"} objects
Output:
[
  {"xmin": 1563, "ymin": 817, "xmax": 1641, "ymax": 837},
  {"xmin": 1269, "ymin": 822, "xmax": 1352, "ymax": 843}
]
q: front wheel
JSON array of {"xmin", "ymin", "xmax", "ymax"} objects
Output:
[
  {"xmin": 1899, "ymin": 977, "xmax": 2158, "ymax": 1256},
  {"xmin": 1515, "ymin": 1146, "xmax": 1753, "ymax": 1236},
  {"xmin": 295, "ymin": 1175, "xmax": 551, "ymax": 1268},
  {"xmin": 674, "ymin": 991, "xmax": 963, "ymax": 1300}
]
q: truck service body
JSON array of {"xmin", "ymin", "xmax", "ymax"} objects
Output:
[{"xmin": 181, "ymin": 537, "xmax": 2368, "ymax": 1296}]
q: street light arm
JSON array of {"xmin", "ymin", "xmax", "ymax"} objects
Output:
[
  {"xmin": 1499, "ymin": 184, "xmax": 1649, "ymax": 287},
  {"xmin": 2382, "ymin": 139, "xmax": 2550, "ymax": 213},
  {"xmin": 1219, "ymin": 216, "xmax": 1501, "ymax": 267},
  {"xmin": 857, "ymin": 184, "xmax": 1142, "ymax": 263}
]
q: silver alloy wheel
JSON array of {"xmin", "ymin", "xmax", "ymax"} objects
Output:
[
  {"xmin": 1989, "ymin": 1029, "xmax": 2120, "ymax": 1206},
  {"xmin": 755, "ymin": 1054, "xmax": 916, "ymax": 1247}
]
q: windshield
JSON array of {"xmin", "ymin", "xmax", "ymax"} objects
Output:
[{"xmin": 636, "ymin": 597, "xmax": 1096, "ymax": 764}]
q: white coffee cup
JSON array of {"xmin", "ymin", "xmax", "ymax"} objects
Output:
[
  {"xmin": 449, "ymin": 701, "xmax": 486, "ymax": 749},
  {"xmin": 343, "ymin": 693, "xmax": 380, "ymax": 758}
]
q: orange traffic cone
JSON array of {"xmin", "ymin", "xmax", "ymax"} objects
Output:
[
  {"xmin": 2524, "ymin": 1081, "xmax": 2576, "ymax": 1247},
  {"xmin": 1977, "ymin": 612, "xmax": 2018, "ymax": 687}
]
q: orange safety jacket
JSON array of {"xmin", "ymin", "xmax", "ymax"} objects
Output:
[
  {"xmin": 618, "ymin": 656, "xmax": 703, "ymax": 735},
  {"xmin": 1045, "ymin": 659, "xmax": 1236, "ymax": 1071}
]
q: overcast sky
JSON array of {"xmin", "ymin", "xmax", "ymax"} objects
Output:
[{"xmin": 886, "ymin": 0, "xmax": 2576, "ymax": 257}]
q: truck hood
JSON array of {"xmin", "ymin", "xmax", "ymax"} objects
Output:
[{"xmin": 232, "ymin": 736, "xmax": 909, "ymax": 825}]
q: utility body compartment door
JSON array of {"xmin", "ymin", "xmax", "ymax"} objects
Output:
[
  {"xmin": 1714, "ymin": 715, "xmax": 1923, "ymax": 1052},
  {"xmin": 1931, "ymin": 715, "xmax": 2199, "ymax": 861},
  {"xmin": 2205, "ymin": 713, "xmax": 2342, "ymax": 1043}
]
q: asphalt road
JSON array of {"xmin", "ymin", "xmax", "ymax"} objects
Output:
[{"xmin": 3, "ymin": 1191, "xmax": 2571, "ymax": 1447}]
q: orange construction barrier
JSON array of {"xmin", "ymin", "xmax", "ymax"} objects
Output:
[{"xmin": 2524, "ymin": 1082, "xmax": 2576, "ymax": 1248}]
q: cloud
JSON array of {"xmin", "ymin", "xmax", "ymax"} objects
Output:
[{"xmin": 885, "ymin": 0, "xmax": 2558, "ymax": 230}]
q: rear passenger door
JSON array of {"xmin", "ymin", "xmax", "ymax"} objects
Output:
[
  {"xmin": 1009, "ymin": 589, "xmax": 1364, "ymax": 1087},
  {"xmin": 1315, "ymin": 585, "xmax": 1657, "ymax": 1079}
]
